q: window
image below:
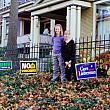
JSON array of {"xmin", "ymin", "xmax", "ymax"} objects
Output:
[
  {"xmin": 96, "ymin": 3, "xmax": 110, "ymax": 40},
  {"xmin": 4, "ymin": 0, "xmax": 11, "ymax": 7},
  {"xmin": 18, "ymin": 0, "xmax": 29, "ymax": 4}
]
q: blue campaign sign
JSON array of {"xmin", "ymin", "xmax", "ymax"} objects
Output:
[{"xmin": 75, "ymin": 62, "xmax": 97, "ymax": 80}]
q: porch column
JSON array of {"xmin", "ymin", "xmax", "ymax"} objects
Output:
[
  {"xmin": 30, "ymin": 16, "xmax": 34, "ymax": 42},
  {"xmin": 76, "ymin": 6, "xmax": 81, "ymax": 43},
  {"xmin": 1, "ymin": 18, "xmax": 6, "ymax": 47},
  {"xmin": 70, "ymin": 6, "xmax": 77, "ymax": 41},
  {"xmin": 50, "ymin": 19, "xmax": 55, "ymax": 36},
  {"xmin": 33, "ymin": 16, "xmax": 40, "ymax": 59},
  {"xmin": 20, "ymin": 19, "xmax": 24, "ymax": 36},
  {"xmin": 33, "ymin": 15, "xmax": 40, "ymax": 45},
  {"xmin": 66, "ymin": 7, "xmax": 71, "ymax": 32}
]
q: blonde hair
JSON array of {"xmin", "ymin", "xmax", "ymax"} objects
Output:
[
  {"xmin": 54, "ymin": 24, "xmax": 63, "ymax": 37},
  {"xmin": 64, "ymin": 30, "xmax": 70, "ymax": 35}
]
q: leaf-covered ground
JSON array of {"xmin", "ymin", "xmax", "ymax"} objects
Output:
[{"xmin": 0, "ymin": 71, "xmax": 110, "ymax": 110}]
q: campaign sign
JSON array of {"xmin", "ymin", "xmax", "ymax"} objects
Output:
[
  {"xmin": 20, "ymin": 61, "xmax": 37, "ymax": 74},
  {"xmin": 0, "ymin": 61, "xmax": 12, "ymax": 70},
  {"xmin": 75, "ymin": 62, "xmax": 97, "ymax": 80}
]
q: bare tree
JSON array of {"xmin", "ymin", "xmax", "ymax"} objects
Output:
[
  {"xmin": 6, "ymin": 0, "xmax": 18, "ymax": 69},
  {"xmin": 7, "ymin": 0, "xmax": 18, "ymax": 46}
]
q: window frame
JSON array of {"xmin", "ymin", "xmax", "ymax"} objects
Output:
[{"xmin": 93, "ymin": 0, "xmax": 110, "ymax": 39}]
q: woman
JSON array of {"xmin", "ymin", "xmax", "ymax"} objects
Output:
[
  {"xmin": 62, "ymin": 30, "xmax": 76, "ymax": 81},
  {"xmin": 51, "ymin": 24, "xmax": 66, "ymax": 82}
]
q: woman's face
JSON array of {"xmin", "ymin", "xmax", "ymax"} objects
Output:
[
  {"xmin": 55, "ymin": 26, "xmax": 61, "ymax": 36},
  {"xmin": 64, "ymin": 31, "xmax": 70, "ymax": 40}
]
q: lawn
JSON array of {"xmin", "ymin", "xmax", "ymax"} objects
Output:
[{"xmin": 0, "ymin": 71, "xmax": 110, "ymax": 110}]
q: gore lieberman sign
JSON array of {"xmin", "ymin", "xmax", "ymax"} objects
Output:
[{"xmin": 75, "ymin": 62, "xmax": 97, "ymax": 80}]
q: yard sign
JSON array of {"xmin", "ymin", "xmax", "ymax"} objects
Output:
[
  {"xmin": 75, "ymin": 62, "xmax": 97, "ymax": 80},
  {"xmin": 20, "ymin": 61, "xmax": 37, "ymax": 74},
  {"xmin": 0, "ymin": 61, "xmax": 12, "ymax": 70}
]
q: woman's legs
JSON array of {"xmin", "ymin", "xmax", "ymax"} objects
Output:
[
  {"xmin": 71, "ymin": 63, "xmax": 77, "ymax": 81},
  {"xmin": 65, "ymin": 67, "xmax": 71, "ymax": 81},
  {"xmin": 58, "ymin": 54, "xmax": 66, "ymax": 81},
  {"xmin": 65, "ymin": 63, "xmax": 76, "ymax": 81},
  {"xmin": 51, "ymin": 54, "xmax": 59, "ymax": 81}
]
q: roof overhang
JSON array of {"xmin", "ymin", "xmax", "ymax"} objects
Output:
[
  {"xmin": 27, "ymin": 0, "xmax": 91, "ymax": 16},
  {"xmin": 1, "ymin": 0, "xmax": 92, "ymax": 17},
  {"xmin": 94, "ymin": 0, "xmax": 110, "ymax": 5}
]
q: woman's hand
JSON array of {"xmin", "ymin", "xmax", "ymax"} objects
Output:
[
  {"xmin": 68, "ymin": 63, "xmax": 71, "ymax": 68},
  {"xmin": 65, "ymin": 61, "xmax": 71, "ymax": 68},
  {"xmin": 69, "ymin": 60, "xmax": 72, "ymax": 63},
  {"xmin": 65, "ymin": 62, "xmax": 69, "ymax": 65}
]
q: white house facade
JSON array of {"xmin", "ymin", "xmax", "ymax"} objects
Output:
[{"xmin": 0, "ymin": 0, "xmax": 110, "ymax": 47}]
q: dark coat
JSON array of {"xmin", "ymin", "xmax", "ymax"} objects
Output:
[
  {"xmin": 61, "ymin": 39, "xmax": 76, "ymax": 81},
  {"xmin": 62, "ymin": 39, "xmax": 76, "ymax": 63}
]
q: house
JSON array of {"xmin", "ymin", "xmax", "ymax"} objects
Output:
[
  {"xmin": 0, "ymin": 0, "xmax": 35, "ymax": 47},
  {"xmin": 0, "ymin": 0, "xmax": 110, "ymax": 47}
]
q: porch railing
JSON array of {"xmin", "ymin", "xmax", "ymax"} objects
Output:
[
  {"xmin": 17, "ymin": 34, "xmax": 52, "ymax": 46},
  {"xmin": 40, "ymin": 34, "xmax": 52, "ymax": 44}
]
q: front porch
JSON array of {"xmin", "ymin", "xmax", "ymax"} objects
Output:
[{"xmin": 29, "ymin": 0, "xmax": 92, "ymax": 45}]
